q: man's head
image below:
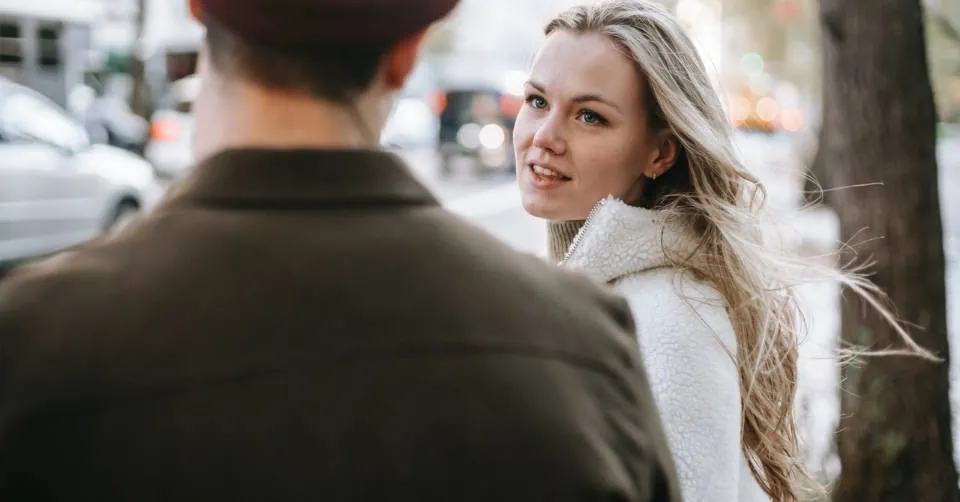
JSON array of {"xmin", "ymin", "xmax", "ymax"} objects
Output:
[{"xmin": 188, "ymin": 0, "xmax": 459, "ymax": 158}]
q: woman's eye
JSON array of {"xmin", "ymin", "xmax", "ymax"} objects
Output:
[
  {"xmin": 526, "ymin": 95, "xmax": 547, "ymax": 110},
  {"xmin": 578, "ymin": 110, "xmax": 606, "ymax": 126}
]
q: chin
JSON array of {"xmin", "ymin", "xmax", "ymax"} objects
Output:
[
  {"xmin": 518, "ymin": 171, "xmax": 586, "ymax": 221},
  {"xmin": 520, "ymin": 193, "xmax": 564, "ymax": 221}
]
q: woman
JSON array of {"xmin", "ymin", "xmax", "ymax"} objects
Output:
[{"xmin": 514, "ymin": 1, "xmax": 926, "ymax": 500}]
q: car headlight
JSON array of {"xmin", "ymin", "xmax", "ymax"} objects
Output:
[
  {"xmin": 478, "ymin": 124, "xmax": 506, "ymax": 150},
  {"xmin": 457, "ymin": 123, "xmax": 482, "ymax": 149}
]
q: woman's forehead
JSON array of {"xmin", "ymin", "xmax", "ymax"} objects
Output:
[{"xmin": 530, "ymin": 30, "xmax": 644, "ymax": 103}]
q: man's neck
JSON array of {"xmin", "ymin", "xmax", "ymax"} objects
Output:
[{"xmin": 196, "ymin": 84, "xmax": 384, "ymax": 161}]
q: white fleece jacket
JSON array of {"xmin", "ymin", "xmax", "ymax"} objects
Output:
[{"xmin": 559, "ymin": 197, "xmax": 769, "ymax": 502}]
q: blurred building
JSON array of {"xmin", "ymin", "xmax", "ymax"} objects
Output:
[
  {"xmin": 425, "ymin": 0, "xmax": 583, "ymax": 90},
  {"xmin": 0, "ymin": 0, "xmax": 106, "ymax": 106},
  {"xmin": 712, "ymin": 0, "xmax": 819, "ymax": 133},
  {"xmin": 91, "ymin": 0, "xmax": 199, "ymax": 58},
  {"xmin": 87, "ymin": 0, "xmax": 199, "ymax": 108}
]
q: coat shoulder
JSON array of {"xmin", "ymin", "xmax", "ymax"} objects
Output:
[
  {"xmin": 0, "ymin": 246, "xmax": 104, "ymax": 318},
  {"xmin": 613, "ymin": 267, "xmax": 737, "ymax": 358},
  {"xmin": 0, "ymin": 242, "xmax": 118, "ymax": 354}
]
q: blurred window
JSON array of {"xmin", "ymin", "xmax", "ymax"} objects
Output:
[
  {"xmin": 166, "ymin": 52, "xmax": 198, "ymax": 82},
  {"xmin": 175, "ymin": 99, "xmax": 192, "ymax": 114},
  {"xmin": 0, "ymin": 91, "xmax": 89, "ymax": 151},
  {"xmin": 0, "ymin": 21, "xmax": 23, "ymax": 65},
  {"xmin": 37, "ymin": 24, "xmax": 62, "ymax": 69},
  {"xmin": 166, "ymin": 75, "xmax": 199, "ymax": 113}
]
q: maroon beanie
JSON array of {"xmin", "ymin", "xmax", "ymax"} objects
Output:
[{"xmin": 195, "ymin": 0, "xmax": 460, "ymax": 47}]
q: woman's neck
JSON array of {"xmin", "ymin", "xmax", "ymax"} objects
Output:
[{"xmin": 547, "ymin": 220, "xmax": 585, "ymax": 263}]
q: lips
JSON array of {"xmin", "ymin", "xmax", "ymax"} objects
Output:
[
  {"xmin": 526, "ymin": 163, "xmax": 572, "ymax": 189},
  {"xmin": 530, "ymin": 163, "xmax": 571, "ymax": 179},
  {"xmin": 530, "ymin": 164, "xmax": 567, "ymax": 179}
]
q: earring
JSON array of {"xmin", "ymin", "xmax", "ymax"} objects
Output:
[{"xmin": 651, "ymin": 172, "xmax": 658, "ymax": 180}]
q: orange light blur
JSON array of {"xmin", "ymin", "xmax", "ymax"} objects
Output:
[
  {"xmin": 150, "ymin": 119, "xmax": 179, "ymax": 142},
  {"xmin": 499, "ymin": 95, "xmax": 522, "ymax": 118},
  {"xmin": 428, "ymin": 91, "xmax": 447, "ymax": 115}
]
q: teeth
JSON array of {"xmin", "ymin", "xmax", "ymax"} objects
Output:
[{"xmin": 532, "ymin": 164, "xmax": 563, "ymax": 178}]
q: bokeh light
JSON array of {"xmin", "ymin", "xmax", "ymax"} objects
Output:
[
  {"xmin": 730, "ymin": 96, "xmax": 751, "ymax": 125},
  {"xmin": 748, "ymin": 72, "xmax": 774, "ymax": 96},
  {"xmin": 780, "ymin": 108, "xmax": 804, "ymax": 132},
  {"xmin": 739, "ymin": 52, "xmax": 765, "ymax": 75},
  {"xmin": 756, "ymin": 97, "xmax": 780, "ymax": 122}
]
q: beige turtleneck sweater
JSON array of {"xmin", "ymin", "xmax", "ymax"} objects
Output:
[{"xmin": 546, "ymin": 220, "xmax": 584, "ymax": 263}]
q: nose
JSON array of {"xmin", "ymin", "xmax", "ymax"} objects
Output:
[{"xmin": 531, "ymin": 113, "xmax": 566, "ymax": 156}]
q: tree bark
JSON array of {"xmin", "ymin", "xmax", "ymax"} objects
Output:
[{"xmin": 817, "ymin": 0, "xmax": 958, "ymax": 500}]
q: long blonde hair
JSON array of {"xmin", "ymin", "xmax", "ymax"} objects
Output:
[{"xmin": 546, "ymin": 2, "xmax": 933, "ymax": 500}]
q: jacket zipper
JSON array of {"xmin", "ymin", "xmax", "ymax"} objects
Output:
[{"xmin": 560, "ymin": 196, "xmax": 611, "ymax": 265}]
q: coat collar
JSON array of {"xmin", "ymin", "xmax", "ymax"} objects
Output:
[
  {"xmin": 163, "ymin": 148, "xmax": 438, "ymax": 210},
  {"xmin": 560, "ymin": 196, "xmax": 700, "ymax": 283}
]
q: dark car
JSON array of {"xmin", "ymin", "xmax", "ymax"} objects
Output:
[{"xmin": 431, "ymin": 86, "xmax": 522, "ymax": 176}]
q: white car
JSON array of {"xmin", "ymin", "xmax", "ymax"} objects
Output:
[
  {"xmin": 0, "ymin": 79, "xmax": 163, "ymax": 265},
  {"xmin": 144, "ymin": 75, "xmax": 199, "ymax": 179}
]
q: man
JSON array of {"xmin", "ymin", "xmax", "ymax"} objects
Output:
[{"xmin": 0, "ymin": 1, "xmax": 679, "ymax": 500}]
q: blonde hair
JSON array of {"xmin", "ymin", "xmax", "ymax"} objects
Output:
[{"xmin": 546, "ymin": 1, "xmax": 934, "ymax": 500}]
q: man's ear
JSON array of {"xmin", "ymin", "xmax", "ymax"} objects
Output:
[
  {"xmin": 383, "ymin": 30, "xmax": 428, "ymax": 90},
  {"xmin": 644, "ymin": 129, "xmax": 679, "ymax": 179},
  {"xmin": 189, "ymin": 0, "xmax": 203, "ymax": 21}
]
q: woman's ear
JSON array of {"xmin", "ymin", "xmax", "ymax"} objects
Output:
[{"xmin": 643, "ymin": 130, "xmax": 679, "ymax": 179}]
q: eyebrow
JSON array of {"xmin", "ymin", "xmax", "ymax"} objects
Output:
[{"xmin": 526, "ymin": 80, "xmax": 623, "ymax": 114}]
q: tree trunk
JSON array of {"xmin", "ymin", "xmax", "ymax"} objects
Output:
[{"xmin": 817, "ymin": 0, "xmax": 958, "ymax": 500}]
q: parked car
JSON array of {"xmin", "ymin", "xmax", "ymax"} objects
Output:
[
  {"xmin": 144, "ymin": 75, "xmax": 198, "ymax": 179},
  {"xmin": 432, "ymin": 85, "xmax": 522, "ymax": 176},
  {"xmin": 82, "ymin": 75, "xmax": 151, "ymax": 154},
  {"xmin": 0, "ymin": 79, "xmax": 163, "ymax": 266}
]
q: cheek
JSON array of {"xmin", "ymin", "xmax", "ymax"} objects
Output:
[{"xmin": 573, "ymin": 136, "xmax": 640, "ymax": 194}]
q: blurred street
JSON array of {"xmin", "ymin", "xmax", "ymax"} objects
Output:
[{"xmin": 1, "ymin": 0, "xmax": 959, "ymax": 491}]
